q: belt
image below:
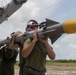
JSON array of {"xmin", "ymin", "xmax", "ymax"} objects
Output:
[{"xmin": 24, "ymin": 67, "xmax": 45, "ymax": 75}]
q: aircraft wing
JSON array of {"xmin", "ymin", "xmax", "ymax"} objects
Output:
[{"xmin": 0, "ymin": 0, "xmax": 27, "ymax": 24}]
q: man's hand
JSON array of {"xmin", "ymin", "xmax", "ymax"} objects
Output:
[
  {"xmin": 11, "ymin": 31, "xmax": 22, "ymax": 37},
  {"xmin": 39, "ymin": 37, "xmax": 48, "ymax": 44},
  {"xmin": 33, "ymin": 29, "xmax": 38, "ymax": 42}
]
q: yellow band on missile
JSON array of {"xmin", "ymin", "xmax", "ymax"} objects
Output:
[{"xmin": 63, "ymin": 20, "xmax": 76, "ymax": 34}]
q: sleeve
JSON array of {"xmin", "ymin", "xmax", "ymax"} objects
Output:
[
  {"xmin": 0, "ymin": 49, "xmax": 1, "ymax": 58},
  {"xmin": 51, "ymin": 46, "xmax": 53, "ymax": 49},
  {"xmin": 5, "ymin": 48, "xmax": 15, "ymax": 59},
  {"xmin": 0, "ymin": 46, "xmax": 5, "ymax": 57},
  {"xmin": 23, "ymin": 38, "xmax": 31, "ymax": 46},
  {"xmin": 0, "ymin": 48, "xmax": 1, "ymax": 55}
]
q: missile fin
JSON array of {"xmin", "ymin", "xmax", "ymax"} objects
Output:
[
  {"xmin": 46, "ymin": 18, "xmax": 59, "ymax": 27},
  {"xmin": 49, "ymin": 32, "xmax": 62, "ymax": 44}
]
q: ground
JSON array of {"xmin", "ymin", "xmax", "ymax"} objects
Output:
[{"xmin": 15, "ymin": 63, "xmax": 76, "ymax": 75}]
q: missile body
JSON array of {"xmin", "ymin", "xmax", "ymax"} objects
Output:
[
  {"xmin": 44, "ymin": 19, "xmax": 76, "ymax": 43},
  {"xmin": 0, "ymin": 19, "xmax": 76, "ymax": 44}
]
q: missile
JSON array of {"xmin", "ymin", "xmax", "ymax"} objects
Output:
[
  {"xmin": 0, "ymin": 0, "xmax": 27, "ymax": 24},
  {"xmin": 44, "ymin": 19, "xmax": 76, "ymax": 43},
  {"xmin": 0, "ymin": 19, "xmax": 76, "ymax": 45}
]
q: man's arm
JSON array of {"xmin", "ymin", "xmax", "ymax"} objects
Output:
[
  {"xmin": 39, "ymin": 38, "xmax": 55, "ymax": 60},
  {"xmin": 8, "ymin": 31, "xmax": 22, "ymax": 49},
  {"xmin": 22, "ymin": 29, "xmax": 38, "ymax": 58},
  {"xmin": 5, "ymin": 48, "xmax": 15, "ymax": 59}
]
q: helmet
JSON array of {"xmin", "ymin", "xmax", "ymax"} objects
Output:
[{"xmin": 26, "ymin": 20, "xmax": 38, "ymax": 31}]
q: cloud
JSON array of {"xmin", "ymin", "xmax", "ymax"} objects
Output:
[
  {"xmin": 0, "ymin": 0, "xmax": 61, "ymax": 37},
  {"xmin": 52, "ymin": 34, "xmax": 76, "ymax": 59}
]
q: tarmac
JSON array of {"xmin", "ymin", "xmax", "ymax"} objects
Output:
[{"xmin": 15, "ymin": 66, "xmax": 76, "ymax": 75}]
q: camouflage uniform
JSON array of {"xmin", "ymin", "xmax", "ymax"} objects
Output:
[
  {"xmin": 17, "ymin": 42, "xmax": 26, "ymax": 75},
  {"xmin": 0, "ymin": 46, "xmax": 18, "ymax": 75},
  {"xmin": 23, "ymin": 38, "xmax": 47, "ymax": 75},
  {"xmin": 0, "ymin": 48, "xmax": 2, "ymax": 75}
]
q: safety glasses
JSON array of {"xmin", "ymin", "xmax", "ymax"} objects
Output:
[{"xmin": 26, "ymin": 25, "xmax": 38, "ymax": 29}]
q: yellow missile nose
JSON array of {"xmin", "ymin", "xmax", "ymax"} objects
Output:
[{"xmin": 63, "ymin": 20, "xmax": 76, "ymax": 34}]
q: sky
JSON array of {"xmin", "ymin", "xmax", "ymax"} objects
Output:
[{"xmin": 0, "ymin": 0, "xmax": 76, "ymax": 60}]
